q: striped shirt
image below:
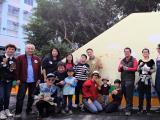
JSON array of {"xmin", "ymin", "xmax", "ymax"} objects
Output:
[{"xmin": 74, "ymin": 63, "xmax": 89, "ymax": 81}]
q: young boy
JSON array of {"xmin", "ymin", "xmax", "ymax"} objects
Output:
[
  {"xmin": 34, "ymin": 73, "xmax": 60, "ymax": 118},
  {"xmin": 60, "ymin": 68, "xmax": 77, "ymax": 114},
  {"xmin": 100, "ymin": 78, "xmax": 111, "ymax": 106},
  {"xmin": 105, "ymin": 79, "xmax": 122, "ymax": 113},
  {"xmin": 54, "ymin": 62, "xmax": 68, "ymax": 112},
  {"xmin": 74, "ymin": 54, "xmax": 89, "ymax": 108}
]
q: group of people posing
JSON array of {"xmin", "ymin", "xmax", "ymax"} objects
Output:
[{"xmin": 0, "ymin": 43, "xmax": 160, "ymax": 119}]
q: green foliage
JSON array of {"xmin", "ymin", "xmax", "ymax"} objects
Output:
[{"xmin": 24, "ymin": 0, "xmax": 160, "ymax": 58}]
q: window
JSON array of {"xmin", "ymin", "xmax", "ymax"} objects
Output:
[
  {"xmin": 8, "ymin": 5, "xmax": 19, "ymax": 17},
  {"xmin": 7, "ymin": 20, "xmax": 19, "ymax": 31},
  {"xmin": 24, "ymin": 0, "xmax": 33, "ymax": 6},
  {"xmin": 23, "ymin": 10, "xmax": 32, "ymax": 20}
]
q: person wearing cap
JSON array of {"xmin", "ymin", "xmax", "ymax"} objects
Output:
[
  {"xmin": 118, "ymin": 47, "xmax": 138, "ymax": 116},
  {"xmin": 155, "ymin": 44, "xmax": 160, "ymax": 108},
  {"xmin": 59, "ymin": 68, "xmax": 77, "ymax": 114},
  {"xmin": 82, "ymin": 71, "xmax": 103, "ymax": 113},
  {"xmin": 34, "ymin": 73, "xmax": 60, "ymax": 118},
  {"xmin": 15, "ymin": 44, "xmax": 41, "ymax": 117},
  {"xmin": 0, "ymin": 44, "xmax": 17, "ymax": 119},
  {"xmin": 105, "ymin": 79, "xmax": 122, "ymax": 113},
  {"xmin": 99, "ymin": 78, "xmax": 111, "ymax": 107}
]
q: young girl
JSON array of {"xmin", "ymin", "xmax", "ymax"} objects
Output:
[
  {"xmin": 65, "ymin": 54, "xmax": 74, "ymax": 70},
  {"xmin": 137, "ymin": 48, "xmax": 155, "ymax": 114},
  {"xmin": 60, "ymin": 68, "xmax": 77, "ymax": 114}
]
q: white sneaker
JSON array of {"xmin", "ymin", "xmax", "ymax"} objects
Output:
[
  {"xmin": 14, "ymin": 114, "xmax": 21, "ymax": 118},
  {"xmin": 0, "ymin": 110, "xmax": 7, "ymax": 119},
  {"xmin": 5, "ymin": 109, "xmax": 13, "ymax": 117}
]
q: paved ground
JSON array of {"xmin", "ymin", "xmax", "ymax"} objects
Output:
[{"xmin": 8, "ymin": 95, "xmax": 160, "ymax": 120}]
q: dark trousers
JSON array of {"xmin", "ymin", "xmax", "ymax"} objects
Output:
[
  {"xmin": 75, "ymin": 80, "xmax": 85, "ymax": 105},
  {"xmin": 0, "ymin": 81, "xmax": 12, "ymax": 111},
  {"xmin": 15, "ymin": 82, "xmax": 36, "ymax": 114},
  {"xmin": 63, "ymin": 95, "xmax": 73, "ymax": 110},
  {"xmin": 36, "ymin": 100, "xmax": 54, "ymax": 117},
  {"xmin": 138, "ymin": 82, "xmax": 151, "ymax": 112},
  {"xmin": 121, "ymin": 80, "xmax": 135, "ymax": 112},
  {"xmin": 105, "ymin": 102, "xmax": 119, "ymax": 113}
]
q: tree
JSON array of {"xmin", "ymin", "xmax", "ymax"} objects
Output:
[{"xmin": 24, "ymin": 0, "xmax": 160, "ymax": 58}]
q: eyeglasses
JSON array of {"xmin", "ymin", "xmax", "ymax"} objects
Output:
[{"xmin": 48, "ymin": 78, "xmax": 55, "ymax": 81}]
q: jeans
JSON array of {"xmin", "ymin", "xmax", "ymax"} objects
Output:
[
  {"xmin": 0, "ymin": 81, "xmax": 12, "ymax": 111},
  {"xmin": 63, "ymin": 95, "xmax": 73, "ymax": 110},
  {"xmin": 121, "ymin": 80, "xmax": 135, "ymax": 112},
  {"xmin": 83, "ymin": 99, "xmax": 103, "ymax": 113},
  {"xmin": 102, "ymin": 95, "xmax": 109, "ymax": 106},
  {"xmin": 138, "ymin": 81, "xmax": 151, "ymax": 112},
  {"xmin": 15, "ymin": 82, "xmax": 36, "ymax": 114}
]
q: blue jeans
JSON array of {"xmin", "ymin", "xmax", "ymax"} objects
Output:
[
  {"xmin": 102, "ymin": 95, "xmax": 109, "ymax": 106},
  {"xmin": 0, "ymin": 81, "xmax": 12, "ymax": 111},
  {"xmin": 63, "ymin": 95, "xmax": 73, "ymax": 110},
  {"xmin": 83, "ymin": 99, "xmax": 103, "ymax": 113}
]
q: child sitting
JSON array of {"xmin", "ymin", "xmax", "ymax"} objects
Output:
[
  {"xmin": 59, "ymin": 68, "xmax": 77, "ymax": 114},
  {"xmin": 100, "ymin": 78, "xmax": 111, "ymax": 107},
  {"xmin": 105, "ymin": 79, "xmax": 122, "ymax": 113},
  {"xmin": 34, "ymin": 73, "xmax": 60, "ymax": 118}
]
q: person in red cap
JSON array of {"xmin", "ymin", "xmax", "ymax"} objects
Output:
[{"xmin": 82, "ymin": 71, "xmax": 103, "ymax": 113}]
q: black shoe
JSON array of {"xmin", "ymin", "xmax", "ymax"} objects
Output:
[{"xmin": 137, "ymin": 110, "xmax": 143, "ymax": 115}]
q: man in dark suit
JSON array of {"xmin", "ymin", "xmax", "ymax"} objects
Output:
[{"xmin": 15, "ymin": 44, "xmax": 41, "ymax": 118}]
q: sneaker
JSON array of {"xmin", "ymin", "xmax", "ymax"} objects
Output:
[
  {"xmin": 61, "ymin": 110, "xmax": 66, "ymax": 114},
  {"xmin": 14, "ymin": 114, "xmax": 21, "ymax": 118},
  {"xmin": 68, "ymin": 110, "xmax": 73, "ymax": 114},
  {"xmin": 0, "ymin": 111, "xmax": 7, "ymax": 119},
  {"xmin": 72, "ymin": 104, "xmax": 78, "ymax": 108},
  {"xmin": 5, "ymin": 109, "xmax": 13, "ymax": 117},
  {"xmin": 125, "ymin": 111, "xmax": 131, "ymax": 116}
]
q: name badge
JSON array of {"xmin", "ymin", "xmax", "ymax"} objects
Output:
[
  {"xmin": 34, "ymin": 60, "xmax": 38, "ymax": 63},
  {"xmin": 9, "ymin": 61, "xmax": 13, "ymax": 64},
  {"xmin": 49, "ymin": 61, "xmax": 53, "ymax": 64}
]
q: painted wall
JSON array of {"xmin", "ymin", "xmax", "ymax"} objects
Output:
[{"xmin": 71, "ymin": 12, "xmax": 160, "ymax": 106}]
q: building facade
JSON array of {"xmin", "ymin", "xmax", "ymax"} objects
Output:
[{"xmin": 0, "ymin": 0, "xmax": 36, "ymax": 54}]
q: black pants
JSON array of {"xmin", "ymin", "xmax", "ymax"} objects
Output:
[
  {"xmin": 105, "ymin": 102, "xmax": 119, "ymax": 113},
  {"xmin": 121, "ymin": 80, "xmax": 135, "ymax": 112},
  {"xmin": 63, "ymin": 95, "xmax": 73, "ymax": 110},
  {"xmin": 138, "ymin": 82, "xmax": 151, "ymax": 112},
  {"xmin": 0, "ymin": 81, "xmax": 12, "ymax": 111},
  {"xmin": 15, "ymin": 82, "xmax": 36, "ymax": 114},
  {"xmin": 36, "ymin": 100, "xmax": 55, "ymax": 117},
  {"xmin": 75, "ymin": 80, "xmax": 85, "ymax": 105}
]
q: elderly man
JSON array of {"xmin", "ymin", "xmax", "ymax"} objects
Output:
[{"xmin": 15, "ymin": 44, "xmax": 41, "ymax": 117}]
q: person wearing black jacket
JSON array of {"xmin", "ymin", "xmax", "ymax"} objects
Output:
[
  {"xmin": 0, "ymin": 44, "xmax": 17, "ymax": 119},
  {"xmin": 105, "ymin": 79, "xmax": 122, "ymax": 113}
]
